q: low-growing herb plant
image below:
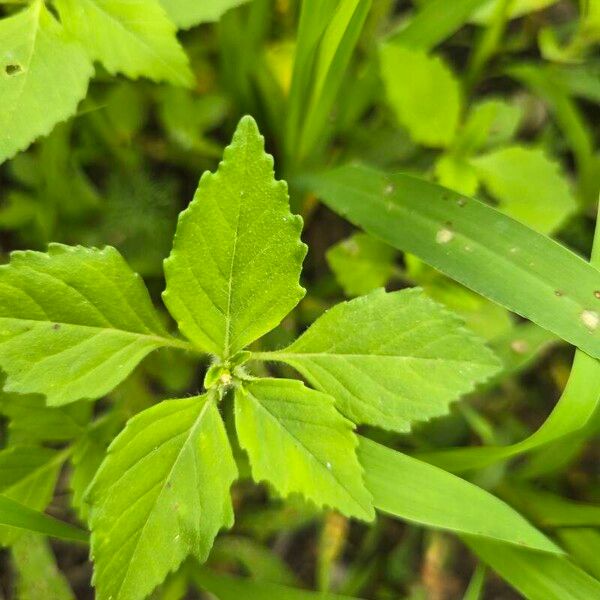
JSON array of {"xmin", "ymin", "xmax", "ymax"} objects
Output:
[{"xmin": 0, "ymin": 116, "xmax": 502, "ymax": 599}]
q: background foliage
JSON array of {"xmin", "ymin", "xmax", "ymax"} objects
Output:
[{"xmin": 0, "ymin": 0, "xmax": 599, "ymax": 599}]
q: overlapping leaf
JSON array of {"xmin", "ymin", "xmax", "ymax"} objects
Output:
[
  {"xmin": 159, "ymin": 0, "xmax": 250, "ymax": 29},
  {"xmin": 235, "ymin": 378, "xmax": 374, "ymax": 520},
  {"xmin": 257, "ymin": 288, "xmax": 499, "ymax": 431},
  {"xmin": 164, "ymin": 115, "xmax": 307, "ymax": 358},
  {"xmin": 54, "ymin": 0, "xmax": 192, "ymax": 86},
  {"xmin": 0, "ymin": 0, "xmax": 93, "ymax": 163},
  {"xmin": 89, "ymin": 395, "xmax": 237, "ymax": 600},
  {"xmin": 0, "ymin": 244, "xmax": 181, "ymax": 406}
]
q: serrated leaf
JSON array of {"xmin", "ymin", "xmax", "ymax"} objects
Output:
[
  {"xmin": 159, "ymin": 0, "xmax": 249, "ymax": 29},
  {"xmin": 258, "ymin": 289, "xmax": 500, "ymax": 432},
  {"xmin": 0, "ymin": 244, "xmax": 184, "ymax": 406},
  {"xmin": 235, "ymin": 378, "xmax": 374, "ymax": 521},
  {"xmin": 326, "ymin": 233, "xmax": 397, "ymax": 297},
  {"xmin": 54, "ymin": 0, "xmax": 192, "ymax": 87},
  {"xmin": 12, "ymin": 534, "xmax": 75, "ymax": 600},
  {"xmin": 471, "ymin": 146, "xmax": 577, "ymax": 234},
  {"xmin": 163, "ymin": 116, "xmax": 306, "ymax": 358},
  {"xmin": 379, "ymin": 44, "xmax": 461, "ymax": 147},
  {"xmin": 0, "ymin": 446, "xmax": 64, "ymax": 546},
  {"xmin": 0, "ymin": 0, "xmax": 93, "ymax": 163},
  {"xmin": 89, "ymin": 395, "xmax": 238, "ymax": 600}
]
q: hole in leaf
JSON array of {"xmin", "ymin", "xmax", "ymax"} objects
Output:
[{"xmin": 5, "ymin": 63, "xmax": 22, "ymax": 76}]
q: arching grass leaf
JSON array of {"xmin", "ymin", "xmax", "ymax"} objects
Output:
[
  {"xmin": 255, "ymin": 288, "xmax": 500, "ymax": 432},
  {"xmin": 89, "ymin": 395, "xmax": 237, "ymax": 600},
  {"xmin": 235, "ymin": 378, "xmax": 374, "ymax": 521},
  {"xmin": 163, "ymin": 116, "xmax": 306, "ymax": 358}
]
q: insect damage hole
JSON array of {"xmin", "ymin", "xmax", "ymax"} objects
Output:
[{"xmin": 5, "ymin": 64, "xmax": 22, "ymax": 76}]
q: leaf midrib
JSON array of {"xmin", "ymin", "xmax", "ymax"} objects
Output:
[{"xmin": 0, "ymin": 316, "xmax": 192, "ymax": 352}]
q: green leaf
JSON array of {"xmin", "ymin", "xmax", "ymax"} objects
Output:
[
  {"xmin": 471, "ymin": 146, "xmax": 577, "ymax": 234},
  {"xmin": 163, "ymin": 116, "xmax": 306, "ymax": 358},
  {"xmin": 379, "ymin": 44, "xmax": 461, "ymax": 147},
  {"xmin": 309, "ymin": 165, "xmax": 600, "ymax": 359},
  {"xmin": 0, "ymin": 0, "xmax": 93, "ymax": 163},
  {"xmin": 387, "ymin": 0, "xmax": 489, "ymax": 50},
  {"xmin": 256, "ymin": 288, "xmax": 499, "ymax": 432},
  {"xmin": 192, "ymin": 567, "xmax": 362, "ymax": 600},
  {"xmin": 12, "ymin": 534, "xmax": 75, "ymax": 600},
  {"xmin": 54, "ymin": 0, "xmax": 193, "ymax": 87},
  {"xmin": 235, "ymin": 378, "xmax": 374, "ymax": 521},
  {"xmin": 89, "ymin": 394, "xmax": 238, "ymax": 600},
  {"xmin": 0, "ymin": 446, "xmax": 65, "ymax": 546},
  {"xmin": 0, "ymin": 244, "xmax": 185, "ymax": 406},
  {"xmin": 359, "ymin": 437, "xmax": 560, "ymax": 554},
  {"xmin": 0, "ymin": 495, "xmax": 88, "ymax": 544},
  {"xmin": 159, "ymin": 0, "xmax": 249, "ymax": 29},
  {"xmin": 464, "ymin": 536, "xmax": 600, "ymax": 600},
  {"xmin": 0, "ymin": 393, "xmax": 91, "ymax": 443},
  {"xmin": 471, "ymin": 0, "xmax": 559, "ymax": 24},
  {"xmin": 326, "ymin": 233, "xmax": 397, "ymax": 297}
]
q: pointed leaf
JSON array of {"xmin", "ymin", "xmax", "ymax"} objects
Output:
[
  {"xmin": 258, "ymin": 289, "xmax": 499, "ymax": 432},
  {"xmin": 235, "ymin": 378, "xmax": 374, "ymax": 521},
  {"xmin": 0, "ymin": 1, "xmax": 93, "ymax": 163},
  {"xmin": 54, "ymin": 0, "xmax": 192, "ymax": 86},
  {"xmin": 0, "ymin": 244, "xmax": 184, "ymax": 406},
  {"xmin": 164, "ymin": 116, "xmax": 306, "ymax": 358},
  {"xmin": 89, "ymin": 395, "xmax": 238, "ymax": 600}
]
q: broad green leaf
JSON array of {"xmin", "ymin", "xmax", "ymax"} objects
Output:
[
  {"xmin": 359, "ymin": 437, "xmax": 560, "ymax": 554},
  {"xmin": 464, "ymin": 536, "xmax": 600, "ymax": 600},
  {"xmin": 472, "ymin": 146, "xmax": 576, "ymax": 234},
  {"xmin": 0, "ymin": 393, "xmax": 91, "ymax": 443},
  {"xmin": 0, "ymin": 0, "xmax": 93, "ymax": 163},
  {"xmin": 54, "ymin": 0, "xmax": 193, "ymax": 87},
  {"xmin": 163, "ymin": 116, "xmax": 306, "ymax": 358},
  {"xmin": 0, "ymin": 495, "xmax": 88, "ymax": 543},
  {"xmin": 309, "ymin": 165, "xmax": 600, "ymax": 359},
  {"xmin": 256, "ymin": 288, "xmax": 500, "ymax": 432},
  {"xmin": 192, "ymin": 567, "xmax": 362, "ymax": 600},
  {"xmin": 326, "ymin": 233, "xmax": 396, "ymax": 297},
  {"xmin": 387, "ymin": 0, "xmax": 489, "ymax": 50},
  {"xmin": 89, "ymin": 395, "xmax": 238, "ymax": 600},
  {"xmin": 379, "ymin": 44, "xmax": 461, "ymax": 147},
  {"xmin": 0, "ymin": 244, "xmax": 185, "ymax": 406},
  {"xmin": 159, "ymin": 0, "xmax": 249, "ymax": 29},
  {"xmin": 12, "ymin": 534, "xmax": 75, "ymax": 600},
  {"xmin": 0, "ymin": 446, "xmax": 65, "ymax": 546},
  {"xmin": 235, "ymin": 378, "xmax": 374, "ymax": 521}
]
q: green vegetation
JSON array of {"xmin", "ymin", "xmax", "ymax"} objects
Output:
[{"xmin": 0, "ymin": 1, "xmax": 598, "ymax": 599}]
